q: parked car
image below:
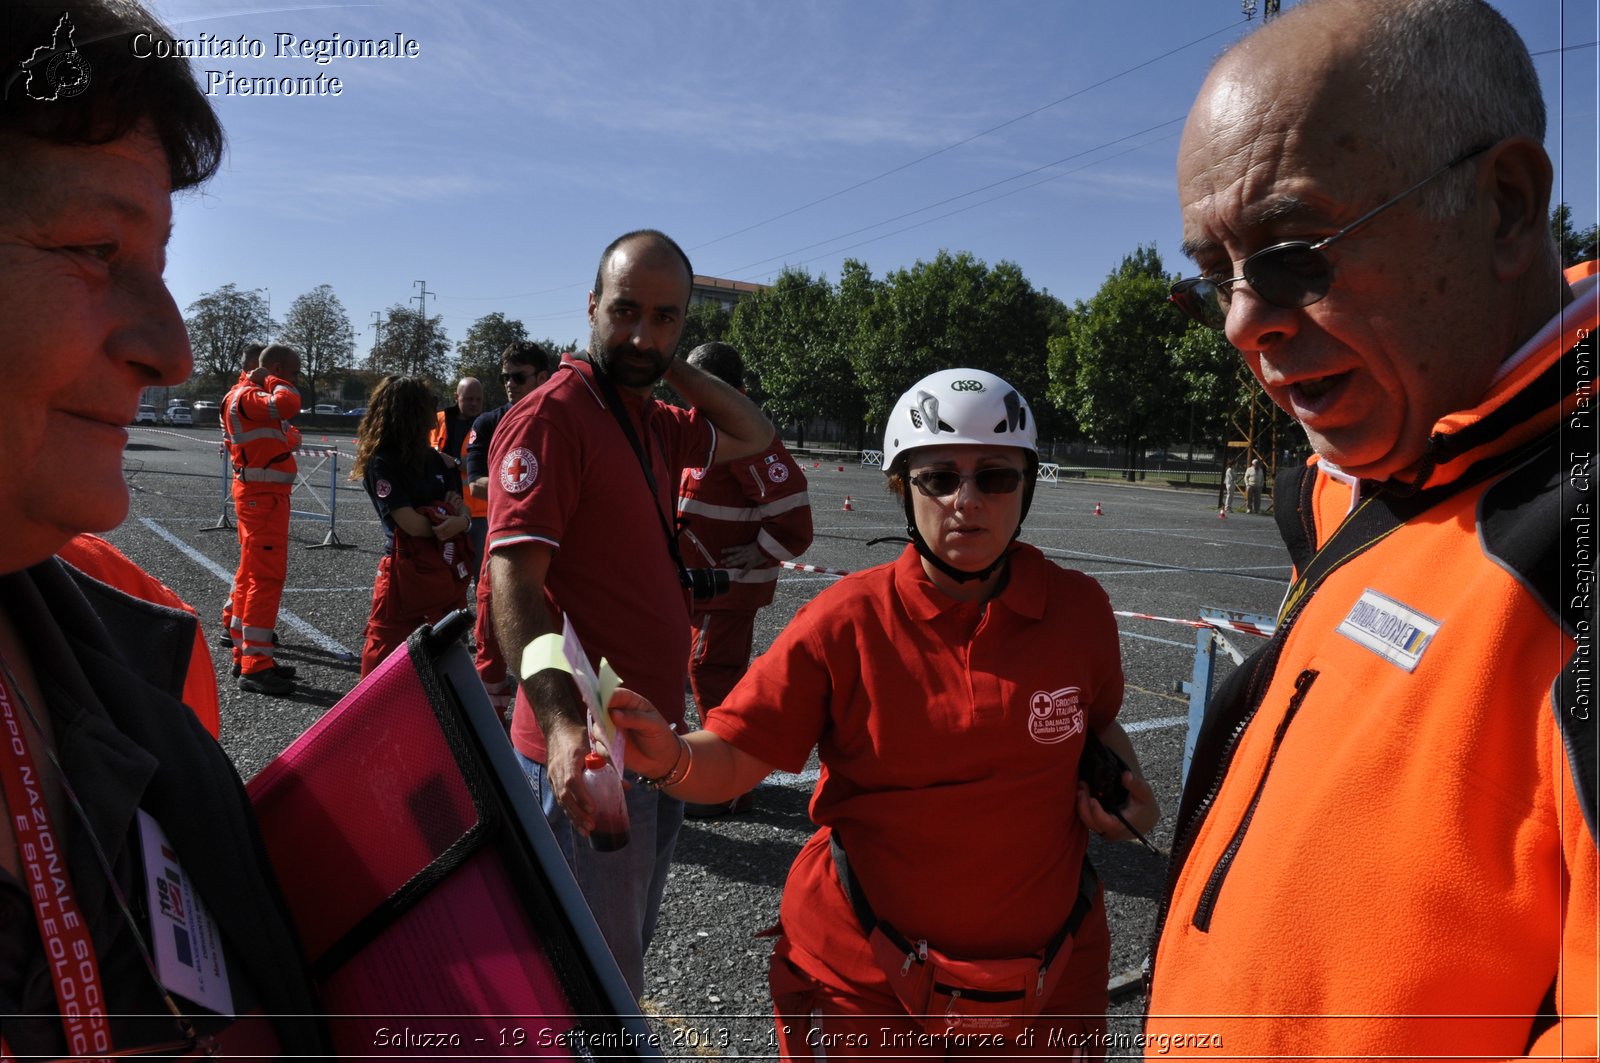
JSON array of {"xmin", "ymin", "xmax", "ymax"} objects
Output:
[
  {"xmin": 346, "ymin": 407, "xmax": 366, "ymax": 418},
  {"xmin": 192, "ymin": 400, "xmax": 220, "ymax": 415},
  {"xmin": 313, "ymin": 403, "xmax": 341, "ymax": 415},
  {"xmin": 166, "ymin": 407, "xmax": 194, "ymax": 427},
  {"xmin": 134, "ymin": 405, "xmax": 158, "ymax": 425}
]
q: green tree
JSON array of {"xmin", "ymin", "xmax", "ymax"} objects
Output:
[
  {"xmin": 1169, "ymin": 324, "xmax": 1250, "ymax": 458},
  {"xmin": 455, "ymin": 312, "xmax": 530, "ymax": 406},
  {"xmin": 1551, "ymin": 202, "xmax": 1600, "ymax": 269},
  {"xmin": 367, "ymin": 304, "xmax": 452, "ymax": 389},
  {"xmin": 852, "ymin": 251, "xmax": 1056, "ymax": 440},
  {"xmin": 678, "ymin": 300, "xmax": 732, "ymax": 361},
  {"xmin": 278, "ymin": 284, "xmax": 355, "ymax": 405},
  {"xmin": 728, "ymin": 269, "xmax": 844, "ymax": 448},
  {"xmin": 184, "ymin": 284, "xmax": 273, "ymax": 381},
  {"xmin": 1047, "ymin": 245, "xmax": 1189, "ymax": 478}
]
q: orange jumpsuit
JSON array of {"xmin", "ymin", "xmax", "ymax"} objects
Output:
[{"xmin": 221, "ymin": 373, "xmax": 301, "ymax": 676}]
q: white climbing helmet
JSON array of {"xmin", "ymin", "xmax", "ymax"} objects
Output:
[{"xmin": 881, "ymin": 368, "xmax": 1037, "ymax": 472}]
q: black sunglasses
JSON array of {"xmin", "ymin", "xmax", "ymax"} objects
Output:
[
  {"xmin": 1169, "ymin": 145, "xmax": 1490, "ymax": 330},
  {"xmin": 501, "ymin": 370, "xmax": 533, "ymax": 385},
  {"xmin": 910, "ymin": 467, "xmax": 1024, "ymax": 499}
]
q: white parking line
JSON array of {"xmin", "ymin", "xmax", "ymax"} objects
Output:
[{"xmin": 138, "ymin": 518, "xmax": 358, "ymax": 662}]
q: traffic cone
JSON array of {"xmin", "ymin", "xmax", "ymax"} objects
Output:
[
  {"xmin": 1218, "ymin": 506, "xmax": 1228, "ymax": 519},
  {"xmin": 837, "ymin": 466, "xmax": 845, "ymax": 472},
  {"xmin": 1093, "ymin": 501, "xmax": 1103, "ymax": 517},
  {"xmin": 842, "ymin": 496, "xmax": 853, "ymax": 512},
  {"xmin": 812, "ymin": 462, "xmax": 820, "ymax": 469}
]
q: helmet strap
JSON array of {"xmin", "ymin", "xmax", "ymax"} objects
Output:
[{"xmin": 899, "ymin": 488, "xmax": 1020, "ymax": 584}]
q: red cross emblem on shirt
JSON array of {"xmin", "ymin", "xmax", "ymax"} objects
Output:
[{"xmin": 500, "ymin": 447, "xmax": 539, "ymax": 493}]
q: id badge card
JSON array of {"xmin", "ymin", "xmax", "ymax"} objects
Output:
[{"xmin": 136, "ymin": 810, "xmax": 237, "ymax": 1017}]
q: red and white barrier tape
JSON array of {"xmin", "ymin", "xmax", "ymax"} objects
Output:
[
  {"xmin": 215, "ymin": 442, "xmax": 341, "ymax": 457},
  {"xmin": 1115, "ymin": 610, "xmax": 1274, "ymax": 638},
  {"xmin": 780, "ymin": 560, "xmax": 853, "ymax": 577}
]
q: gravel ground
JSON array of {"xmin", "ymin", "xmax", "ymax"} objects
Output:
[{"xmin": 105, "ymin": 427, "xmax": 1287, "ymax": 1060}]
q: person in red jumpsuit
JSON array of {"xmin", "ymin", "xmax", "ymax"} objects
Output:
[
  {"xmin": 220, "ymin": 342, "xmax": 302, "ymax": 695},
  {"xmin": 674, "ymin": 342, "xmax": 813, "ymax": 816},
  {"xmin": 354, "ymin": 376, "xmax": 473, "ymax": 676},
  {"xmin": 611, "ymin": 369, "xmax": 1158, "ymax": 1059}
]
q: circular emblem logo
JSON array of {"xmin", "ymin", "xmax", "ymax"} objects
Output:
[
  {"xmin": 689, "ymin": 467, "xmax": 707, "ymax": 480},
  {"xmin": 500, "ymin": 447, "xmax": 538, "ymax": 493},
  {"xmin": 47, "ymin": 51, "xmax": 91, "ymax": 99},
  {"xmin": 767, "ymin": 463, "xmax": 790, "ymax": 484},
  {"xmin": 375, "ymin": 479, "xmax": 392, "ymax": 499}
]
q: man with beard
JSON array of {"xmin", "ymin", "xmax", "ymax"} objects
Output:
[{"xmin": 486, "ymin": 230, "xmax": 774, "ymax": 997}]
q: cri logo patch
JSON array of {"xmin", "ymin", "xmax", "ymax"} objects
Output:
[
  {"xmin": 1027, "ymin": 686, "xmax": 1084, "ymax": 745},
  {"xmin": 500, "ymin": 448, "xmax": 538, "ymax": 493}
]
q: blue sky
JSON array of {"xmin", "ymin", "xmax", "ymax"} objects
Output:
[{"xmin": 155, "ymin": 0, "xmax": 1598, "ymax": 358}]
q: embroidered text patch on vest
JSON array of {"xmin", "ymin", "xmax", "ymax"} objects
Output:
[{"xmin": 1336, "ymin": 589, "xmax": 1441, "ymax": 672}]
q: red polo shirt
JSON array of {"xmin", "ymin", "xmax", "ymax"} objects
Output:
[
  {"xmin": 488, "ymin": 356, "xmax": 715, "ymax": 758},
  {"xmin": 706, "ymin": 543, "xmax": 1122, "ymax": 994}
]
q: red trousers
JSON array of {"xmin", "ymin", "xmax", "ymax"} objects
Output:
[
  {"xmin": 687, "ymin": 608, "xmax": 757, "ymax": 721},
  {"xmin": 227, "ymin": 487, "xmax": 289, "ymax": 676},
  {"xmin": 360, "ymin": 536, "xmax": 470, "ymax": 676},
  {"xmin": 767, "ymin": 921, "xmax": 1109, "ymax": 1062}
]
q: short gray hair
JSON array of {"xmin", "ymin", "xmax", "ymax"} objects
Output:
[{"xmin": 1327, "ymin": 0, "xmax": 1545, "ymax": 217}]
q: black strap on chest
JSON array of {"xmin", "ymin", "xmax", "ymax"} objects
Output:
[
  {"xmin": 829, "ymin": 830, "xmax": 1097, "ymax": 966},
  {"xmin": 586, "ymin": 360, "xmax": 694, "ymax": 588}
]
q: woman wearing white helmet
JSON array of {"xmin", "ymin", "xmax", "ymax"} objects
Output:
[{"xmin": 610, "ymin": 368, "xmax": 1155, "ymax": 1058}]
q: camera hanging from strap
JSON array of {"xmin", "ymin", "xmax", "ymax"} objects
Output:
[{"xmin": 586, "ymin": 357, "xmax": 696, "ymax": 589}]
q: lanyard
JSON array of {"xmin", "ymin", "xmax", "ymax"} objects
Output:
[{"xmin": 0, "ymin": 668, "xmax": 112, "ymax": 1058}]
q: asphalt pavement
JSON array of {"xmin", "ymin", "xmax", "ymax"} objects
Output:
[{"xmin": 105, "ymin": 426, "xmax": 1290, "ymax": 1059}]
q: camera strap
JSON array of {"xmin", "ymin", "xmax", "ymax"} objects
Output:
[{"xmin": 587, "ymin": 358, "xmax": 694, "ymax": 588}]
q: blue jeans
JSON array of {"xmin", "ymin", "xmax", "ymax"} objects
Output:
[{"xmin": 516, "ymin": 751, "xmax": 683, "ymax": 1000}]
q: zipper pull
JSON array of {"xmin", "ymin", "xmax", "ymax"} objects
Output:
[
  {"xmin": 917, "ymin": 940, "xmax": 929, "ymax": 962},
  {"xmin": 945, "ymin": 989, "xmax": 962, "ymax": 1015},
  {"xmin": 1036, "ymin": 965, "xmax": 1047, "ymax": 996}
]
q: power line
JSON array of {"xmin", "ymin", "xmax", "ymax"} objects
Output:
[
  {"xmin": 762, "ymin": 128, "xmax": 1183, "ymax": 278},
  {"xmin": 711, "ymin": 117, "xmax": 1185, "ymax": 279},
  {"xmin": 687, "ymin": 19, "xmax": 1246, "ymax": 254},
  {"xmin": 436, "ymin": 19, "xmax": 1246, "ymax": 308}
]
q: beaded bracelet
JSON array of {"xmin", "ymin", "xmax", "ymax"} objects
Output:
[{"xmin": 641, "ymin": 736, "xmax": 692, "ymax": 790}]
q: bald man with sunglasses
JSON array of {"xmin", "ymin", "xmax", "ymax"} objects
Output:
[{"xmin": 1148, "ymin": 0, "xmax": 1596, "ymax": 1057}]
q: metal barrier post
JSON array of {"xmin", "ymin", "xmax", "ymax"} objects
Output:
[
  {"xmin": 200, "ymin": 440, "xmax": 233, "ymax": 533},
  {"xmin": 1180, "ymin": 628, "xmax": 1218, "ymax": 789},
  {"xmin": 307, "ymin": 444, "xmax": 353, "ymax": 550}
]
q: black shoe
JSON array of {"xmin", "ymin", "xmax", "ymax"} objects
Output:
[
  {"xmin": 684, "ymin": 791, "xmax": 755, "ymax": 819},
  {"xmin": 238, "ymin": 666, "xmax": 295, "ymax": 696},
  {"xmin": 217, "ymin": 632, "xmax": 234, "ymax": 648},
  {"xmin": 232, "ymin": 662, "xmax": 294, "ymax": 679}
]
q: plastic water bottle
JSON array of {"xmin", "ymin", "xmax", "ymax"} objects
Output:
[{"xmin": 583, "ymin": 752, "xmax": 630, "ymax": 852}]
